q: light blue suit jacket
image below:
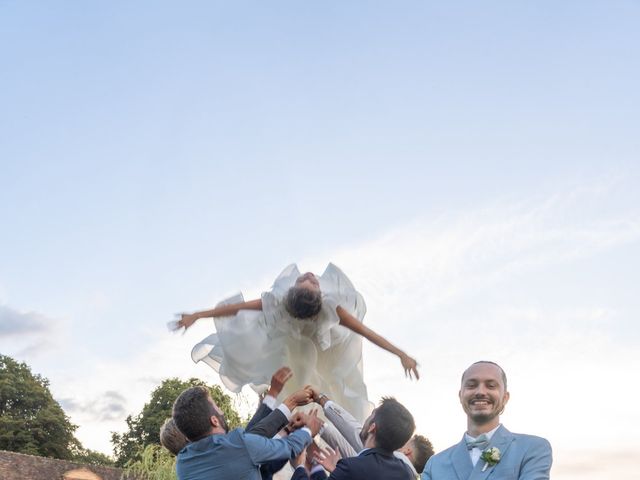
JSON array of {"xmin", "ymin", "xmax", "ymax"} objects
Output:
[
  {"xmin": 176, "ymin": 427, "xmax": 311, "ymax": 480},
  {"xmin": 421, "ymin": 425, "xmax": 552, "ymax": 480}
]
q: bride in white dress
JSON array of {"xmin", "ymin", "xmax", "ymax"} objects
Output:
[{"xmin": 176, "ymin": 263, "xmax": 419, "ymax": 422}]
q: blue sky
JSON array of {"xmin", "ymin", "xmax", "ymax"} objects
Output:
[{"xmin": 1, "ymin": 2, "xmax": 639, "ymax": 479}]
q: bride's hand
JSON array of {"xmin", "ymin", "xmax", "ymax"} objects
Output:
[
  {"xmin": 401, "ymin": 353, "xmax": 420, "ymax": 380},
  {"xmin": 178, "ymin": 313, "xmax": 198, "ymax": 330}
]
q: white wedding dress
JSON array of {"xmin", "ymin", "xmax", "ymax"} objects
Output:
[{"xmin": 191, "ymin": 263, "xmax": 372, "ymax": 422}]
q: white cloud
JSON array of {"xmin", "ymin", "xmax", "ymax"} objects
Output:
[
  {"xmin": 0, "ymin": 304, "xmax": 66, "ymax": 359},
  {"xmin": 0, "ymin": 305, "xmax": 51, "ymax": 336},
  {"xmin": 59, "ymin": 390, "xmax": 128, "ymax": 423}
]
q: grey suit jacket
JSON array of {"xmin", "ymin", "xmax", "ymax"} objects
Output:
[
  {"xmin": 421, "ymin": 425, "xmax": 552, "ymax": 480},
  {"xmin": 322, "ymin": 400, "xmax": 362, "ymax": 458}
]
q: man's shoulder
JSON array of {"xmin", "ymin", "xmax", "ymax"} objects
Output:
[
  {"xmin": 429, "ymin": 441, "xmax": 461, "ymax": 462},
  {"xmin": 342, "ymin": 449, "xmax": 414, "ymax": 477},
  {"xmin": 511, "ymin": 431, "xmax": 549, "ymax": 441},
  {"xmin": 177, "ymin": 429, "xmax": 245, "ymax": 457},
  {"xmin": 177, "ymin": 435, "xmax": 213, "ymax": 458},
  {"xmin": 509, "ymin": 431, "xmax": 552, "ymax": 451}
]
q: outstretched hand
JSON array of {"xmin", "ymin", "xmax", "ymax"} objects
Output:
[
  {"xmin": 314, "ymin": 445, "xmax": 341, "ymax": 473},
  {"xmin": 177, "ymin": 313, "xmax": 198, "ymax": 331},
  {"xmin": 401, "ymin": 353, "xmax": 420, "ymax": 380},
  {"xmin": 268, "ymin": 366, "xmax": 293, "ymax": 397},
  {"xmin": 303, "ymin": 409, "xmax": 324, "ymax": 437}
]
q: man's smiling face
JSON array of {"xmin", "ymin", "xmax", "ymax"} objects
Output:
[{"xmin": 459, "ymin": 362, "xmax": 510, "ymax": 426}]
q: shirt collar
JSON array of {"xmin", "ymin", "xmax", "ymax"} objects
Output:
[{"xmin": 464, "ymin": 423, "xmax": 501, "ymax": 443}]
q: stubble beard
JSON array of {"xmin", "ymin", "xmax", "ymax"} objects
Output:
[
  {"xmin": 215, "ymin": 413, "xmax": 229, "ymax": 433},
  {"xmin": 466, "ymin": 400, "xmax": 501, "ymax": 426},
  {"xmin": 470, "ymin": 411, "xmax": 498, "ymax": 425}
]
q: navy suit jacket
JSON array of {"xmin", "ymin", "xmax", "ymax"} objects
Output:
[
  {"xmin": 292, "ymin": 448, "xmax": 414, "ymax": 480},
  {"xmin": 246, "ymin": 402, "xmax": 289, "ymax": 479},
  {"xmin": 246, "ymin": 403, "xmax": 288, "ymax": 438}
]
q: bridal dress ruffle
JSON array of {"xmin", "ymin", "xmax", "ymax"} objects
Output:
[{"xmin": 191, "ymin": 263, "xmax": 372, "ymax": 422}]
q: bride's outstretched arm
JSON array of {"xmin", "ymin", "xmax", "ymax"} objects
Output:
[
  {"xmin": 337, "ymin": 306, "xmax": 420, "ymax": 380},
  {"xmin": 178, "ymin": 299, "xmax": 263, "ymax": 330}
]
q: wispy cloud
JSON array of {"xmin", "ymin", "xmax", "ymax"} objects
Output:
[
  {"xmin": 0, "ymin": 304, "xmax": 62, "ymax": 358},
  {"xmin": 60, "ymin": 390, "xmax": 128, "ymax": 422},
  {"xmin": 331, "ymin": 186, "xmax": 640, "ymax": 317},
  {"xmin": 0, "ymin": 305, "xmax": 51, "ymax": 336}
]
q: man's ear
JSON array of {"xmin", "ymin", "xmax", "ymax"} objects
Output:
[
  {"xmin": 210, "ymin": 415, "xmax": 220, "ymax": 429},
  {"xmin": 498, "ymin": 391, "xmax": 510, "ymax": 415},
  {"xmin": 368, "ymin": 421, "xmax": 376, "ymax": 435}
]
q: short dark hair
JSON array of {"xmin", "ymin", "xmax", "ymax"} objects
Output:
[
  {"xmin": 172, "ymin": 386, "xmax": 215, "ymax": 441},
  {"xmin": 373, "ymin": 397, "xmax": 415, "ymax": 453},
  {"xmin": 160, "ymin": 417, "xmax": 188, "ymax": 455},
  {"xmin": 461, "ymin": 361, "xmax": 508, "ymax": 390},
  {"xmin": 411, "ymin": 434, "xmax": 434, "ymax": 474},
  {"xmin": 284, "ymin": 287, "xmax": 322, "ymax": 319}
]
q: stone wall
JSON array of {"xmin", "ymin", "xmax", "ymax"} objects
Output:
[{"xmin": 0, "ymin": 450, "xmax": 136, "ymax": 480}]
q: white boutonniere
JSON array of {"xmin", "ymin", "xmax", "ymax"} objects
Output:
[{"xmin": 480, "ymin": 447, "xmax": 501, "ymax": 472}]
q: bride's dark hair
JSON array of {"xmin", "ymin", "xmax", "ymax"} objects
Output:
[{"xmin": 284, "ymin": 287, "xmax": 322, "ymax": 319}]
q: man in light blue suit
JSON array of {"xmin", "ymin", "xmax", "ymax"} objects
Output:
[
  {"xmin": 173, "ymin": 385, "xmax": 323, "ymax": 480},
  {"xmin": 422, "ymin": 361, "xmax": 552, "ymax": 480}
]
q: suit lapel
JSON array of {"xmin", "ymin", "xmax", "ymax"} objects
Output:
[
  {"xmin": 451, "ymin": 438, "xmax": 473, "ymax": 480},
  {"xmin": 469, "ymin": 425, "xmax": 515, "ymax": 480}
]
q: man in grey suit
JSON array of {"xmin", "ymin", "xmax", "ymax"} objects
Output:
[{"xmin": 422, "ymin": 361, "xmax": 552, "ymax": 480}]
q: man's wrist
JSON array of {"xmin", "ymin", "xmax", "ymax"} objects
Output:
[
  {"xmin": 277, "ymin": 403, "xmax": 292, "ymax": 420},
  {"xmin": 283, "ymin": 397, "xmax": 296, "ymax": 411},
  {"xmin": 318, "ymin": 393, "xmax": 329, "ymax": 407},
  {"xmin": 262, "ymin": 394, "xmax": 277, "ymax": 410}
]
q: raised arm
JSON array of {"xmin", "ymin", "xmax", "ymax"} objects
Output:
[
  {"xmin": 307, "ymin": 386, "xmax": 363, "ymax": 454},
  {"xmin": 178, "ymin": 299, "xmax": 262, "ymax": 330},
  {"xmin": 337, "ymin": 306, "xmax": 420, "ymax": 380}
]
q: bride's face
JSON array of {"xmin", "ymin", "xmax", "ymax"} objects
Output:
[{"xmin": 295, "ymin": 272, "xmax": 320, "ymax": 292}]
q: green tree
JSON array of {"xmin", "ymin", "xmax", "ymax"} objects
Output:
[
  {"xmin": 124, "ymin": 444, "xmax": 177, "ymax": 480},
  {"xmin": 0, "ymin": 354, "xmax": 80, "ymax": 459},
  {"xmin": 111, "ymin": 378, "xmax": 242, "ymax": 467},
  {"xmin": 72, "ymin": 447, "xmax": 116, "ymax": 467}
]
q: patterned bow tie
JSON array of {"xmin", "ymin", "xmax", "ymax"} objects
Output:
[{"xmin": 466, "ymin": 434, "xmax": 489, "ymax": 450}]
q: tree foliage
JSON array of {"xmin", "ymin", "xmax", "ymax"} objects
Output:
[
  {"xmin": 111, "ymin": 377, "xmax": 242, "ymax": 467},
  {"xmin": 72, "ymin": 447, "xmax": 116, "ymax": 467},
  {"xmin": 123, "ymin": 444, "xmax": 177, "ymax": 480},
  {"xmin": 0, "ymin": 354, "xmax": 80, "ymax": 459}
]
